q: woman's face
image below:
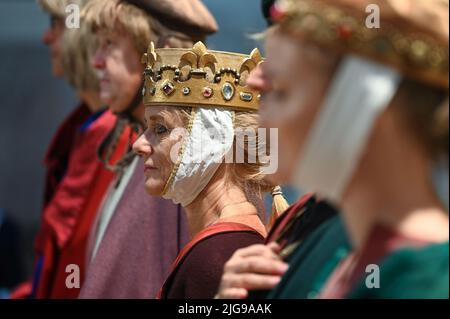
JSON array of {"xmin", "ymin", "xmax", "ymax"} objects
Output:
[
  {"xmin": 133, "ymin": 106, "xmax": 186, "ymax": 196},
  {"xmin": 247, "ymin": 31, "xmax": 338, "ymax": 184},
  {"xmin": 42, "ymin": 15, "xmax": 65, "ymax": 77}
]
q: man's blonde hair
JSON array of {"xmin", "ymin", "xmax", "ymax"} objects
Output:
[
  {"xmin": 60, "ymin": 24, "xmax": 99, "ymax": 91},
  {"xmin": 39, "ymin": 0, "xmax": 98, "ymax": 91},
  {"xmin": 82, "ymin": 0, "xmax": 194, "ymax": 56}
]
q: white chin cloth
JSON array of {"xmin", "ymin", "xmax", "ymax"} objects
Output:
[
  {"xmin": 293, "ymin": 55, "xmax": 401, "ymax": 203},
  {"xmin": 162, "ymin": 107, "xmax": 235, "ymax": 207}
]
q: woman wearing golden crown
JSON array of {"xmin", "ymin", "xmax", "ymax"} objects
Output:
[
  {"xmin": 133, "ymin": 42, "xmax": 285, "ymax": 299},
  {"xmin": 217, "ymin": 0, "xmax": 449, "ymax": 299}
]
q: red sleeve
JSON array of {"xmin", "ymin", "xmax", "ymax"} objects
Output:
[
  {"xmin": 166, "ymin": 231, "xmax": 263, "ymax": 299},
  {"xmin": 9, "ymin": 281, "xmax": 32, "ymax": 299}
]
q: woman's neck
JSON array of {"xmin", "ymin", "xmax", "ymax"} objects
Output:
[
  {"xmin": 341, "ymin": 116, "xmax": 449, "ymax": 250},
  {"xmin": 79, "ymin": 90, "xmax": 104, "ymax": 113},
  {"xmin": 184, "ymin": 169, "xmax": 258, "ymax": 238}
]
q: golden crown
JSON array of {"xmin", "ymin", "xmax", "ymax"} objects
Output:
[{"xmin": 141, "ymin": 42, "xmax": 263, "ymax": 111}]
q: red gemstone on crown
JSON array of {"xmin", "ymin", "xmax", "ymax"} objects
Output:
[
  {"xmin": 162, "ymin": 82, "xmax": 175, "ymax": 95},
  {"xmin": 202, "ymin": 87, "xmax": 213, "ymax": 98}
]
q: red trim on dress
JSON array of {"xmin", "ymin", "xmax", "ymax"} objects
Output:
[{"xmin": 157, "ymin": 222, "xmax": 263, "ymax": 299}]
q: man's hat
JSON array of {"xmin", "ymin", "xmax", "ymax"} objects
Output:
[{"xmin": 123, "ymin": 0, "xmax": 218, "ymax": 39}]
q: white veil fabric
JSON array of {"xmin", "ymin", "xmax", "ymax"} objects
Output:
[
  {"xmin": 293, "ymin": 55, "xmax": 402, "ymax": 203},
  {"xmin": 162, "ymin": 107, "xmax": 235, "ymax": 207}
]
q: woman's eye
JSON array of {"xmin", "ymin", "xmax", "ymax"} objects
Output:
[
  {"xmin": 154, "ymin": 124, "xmax": 168, "ymax": 135},
  {"xmin": 101, "ymin": 36, "xmax": 114, "ymax": 49}
]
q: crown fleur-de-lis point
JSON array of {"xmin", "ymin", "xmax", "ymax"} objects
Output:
[
  {"xmin": 192, "ymin": 41, "xmax": 208, "ymax": 58},
  {"xmin": 250, "ymin": 48, "xmax": 263, "ymax": 64},
  {"xmin": 239, "ymin": 48, "xmax": 263, "ymax": 74},
  {"xmin": 141, "ymin": 42, "xmax": 158, "ymax": 67},
  {"xmin": 180, "ymin": 41, "xmax": 218, "ymax": 70}
]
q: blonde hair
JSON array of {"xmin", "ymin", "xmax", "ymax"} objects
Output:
[
  {"xmin": 82, "ymin": 0, "xmax": 194, "ymax": 56},
  {"xmin": 60, "ymin": 24, "xmax": 99, "ymax": 91},
  {"xmin": 230, "ymin": 111, "xmax": 274, "ymax": 193},
  {"xmin": 39, "ymin": 0, "xmax": 98, "ymax": 90},
  {"xmin": 232, "ymin": 111, "xmax": 290, "ymax": 227}
]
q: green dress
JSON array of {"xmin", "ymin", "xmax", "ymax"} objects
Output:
[
  {"xmin": 315, "ymin": 224, "xmax": 449, "ymax": 299},
  {"xmin": 266, "ymin": 215, "xmax": 351, "ymax": 299},
  {"xmin": 348, "ymin": 241, "xmax": 449, "ymax": 299},
  {"xmin": 267, "ymin": 209, "xmax": 448, "ymax": 299}
]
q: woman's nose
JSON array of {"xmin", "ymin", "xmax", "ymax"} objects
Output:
[
  {"xmin": 42, "ymin": 28, "xmax": 54, "ymax": 46},
  {"xmin": 133, "ymin": 133, "xmax": 152, "ymax": 157},
  {"xmin": 247, "ymin": 64, "xmax": 270, "ymax": 92}
]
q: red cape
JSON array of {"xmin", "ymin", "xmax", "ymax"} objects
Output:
[
  {"xmin": 11, "ymin": 107, "xmax": 133, "ymax": 299},
  {"xmin": 43, "ymin": 104, "xmax": 91, "ymax": 207}
]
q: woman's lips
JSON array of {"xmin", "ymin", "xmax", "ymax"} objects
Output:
[{"xmin": 144, "ymin": 165, "xmax": 157, "ymax": 172}]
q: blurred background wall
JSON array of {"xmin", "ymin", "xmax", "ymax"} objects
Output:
[{"xmin": 0, "ymin": 0, "xmax": 269, "ymax": 288}]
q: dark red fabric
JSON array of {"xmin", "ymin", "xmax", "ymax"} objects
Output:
[
  {"xmin": 43, "ymin": 103, "xmax": 91, "ymax": 208},
  {"xmin": 158, "ymin": 222, "xmax": 264, "ymax": 299}
]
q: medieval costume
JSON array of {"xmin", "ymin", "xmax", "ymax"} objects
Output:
[
  {"xmin": 160, "ymin": 223, "xmax": 265, "ymax": 299},
  {"xmin": 11, "ymin": 105, "xmax": 131, "ymax": 299},
  {"xmin": 317, "ymin": 226, "xmax": 449, "ymax": 298},
  {"xmin": 79, "ymin": 0, "xmax": 218, "ymax": 299},
  {"xmin": 32, "ymin": 110, "xmax": 131, "ymax": 299},
  {"xmin": 79, "ymin": 156, "xmax": 188, "ymax": 299},
  {"xmin": 139, "ymin": 42, "xmax": 269, "ymax": 299},
  {"xmin": 248, "ymin": 194, "xmax": 350, "ymax": 299},
  {"xmin": 230, "ymin": 0, "xmax": 352, "ymax": 300},
  {"xmin": 271, "ymin": 0, "xmax": 449, "ymax": 299},
  {"xmin": 43, "ymin": 103, "xmax": 91, "ymax": 207},
  {"xmin": 10, "ymin": 0, "xmax": 135, "ymax": 298}
]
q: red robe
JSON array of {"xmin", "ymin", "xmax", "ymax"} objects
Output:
[
  {"xmin": 11, "ymin": 105, "xmax": 132, "ymax": 299},
  {"xmin": 43, "ymin": 104, "xmax": 91, "ymax": 207}
]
